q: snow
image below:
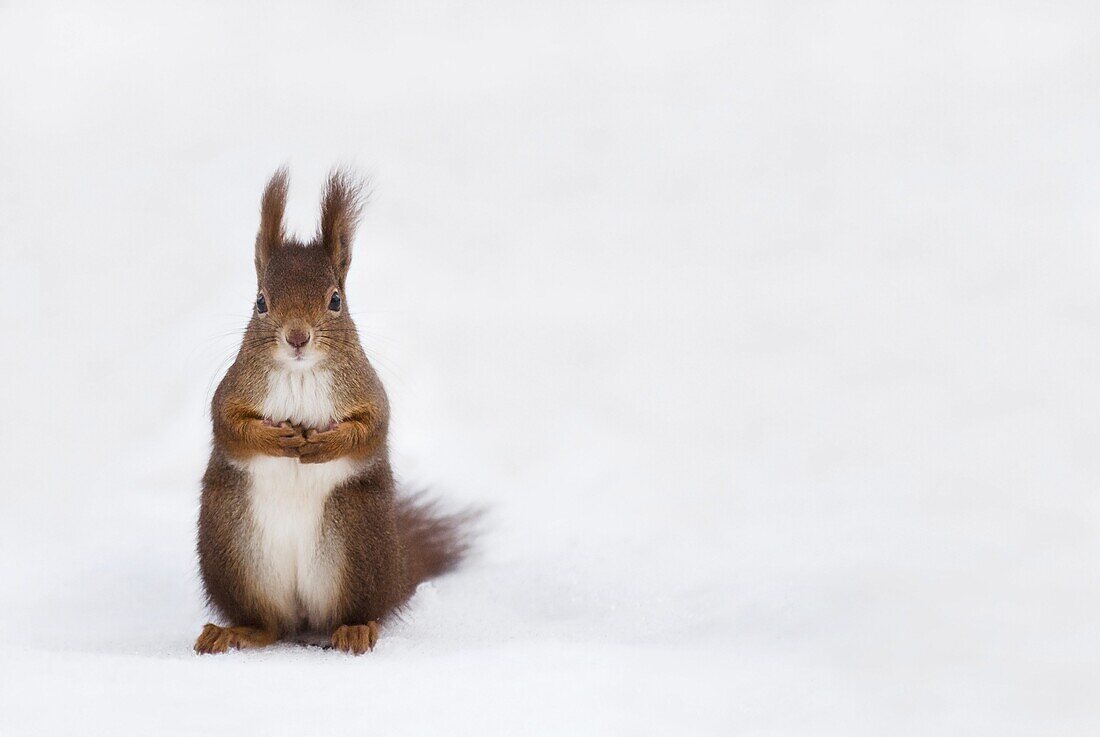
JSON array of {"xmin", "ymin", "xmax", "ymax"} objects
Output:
[{"xmin": 1, "ymin": 1, "xmax": 1099, "ymax": 734}]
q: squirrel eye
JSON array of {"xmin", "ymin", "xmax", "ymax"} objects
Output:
[
  {"xmin": 328, "ymin": 291, "xmax": 341, "ymax": 312},
  {"xmin": 256, "ymin": 294, "xmax": 268, "ymax": 314}
]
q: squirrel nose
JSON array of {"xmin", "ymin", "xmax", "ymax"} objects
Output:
[{"xmin": 286, "ymin": 330, "xmax": 310, "ymax": 349}]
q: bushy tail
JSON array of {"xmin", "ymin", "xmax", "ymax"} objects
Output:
[{"xmin": 396, "ymin": 491, "xmax": 479, "ymax": 588}]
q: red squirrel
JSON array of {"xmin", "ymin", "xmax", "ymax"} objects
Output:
[{"xmin": 195, "ymin": 169, "xmax": 470, "ymax": 655}]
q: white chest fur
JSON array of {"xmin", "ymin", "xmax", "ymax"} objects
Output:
[
  {"xmin": 240, "ymin": 366, "xmax": 357, "ymax": 631},
  {"xmin": 261, "ymin": 365, "xmax": 337, "ymax": 430}
]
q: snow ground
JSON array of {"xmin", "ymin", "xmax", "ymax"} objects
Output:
[{"xmin": 2, "ymin": 1, "xmax": 1100, "ymax": 734}]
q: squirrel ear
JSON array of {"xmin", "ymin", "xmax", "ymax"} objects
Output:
[
  {"xmin": 319, "ymin": 169, "xmax": 365, "ymax": 283},
  {"xmin": 255, "ymin": 167, "xmax": 289, "ymax": 279}
]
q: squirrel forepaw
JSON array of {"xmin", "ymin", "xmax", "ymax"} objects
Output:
[{"xmin": 297, "ymin": 425, "xmax": 346, "ymax": 463}]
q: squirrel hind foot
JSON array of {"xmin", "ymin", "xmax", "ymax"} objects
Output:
[
  {"xmin": 194, "ymin": 623, "xmax": 278, "ymax": 654},
  {"xmin": 331, "ymin": 622, "xmax": 380, "ymax": 655}
]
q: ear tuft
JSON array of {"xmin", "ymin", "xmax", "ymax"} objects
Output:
[
  {"xmin": 255, "ymin": 167, "xmax": 289, "ymax": 279},
  {"xmin": 319, "ymin": 168, "xmax": 367, "ymax": 282}
]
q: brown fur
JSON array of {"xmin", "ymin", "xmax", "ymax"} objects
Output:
[{"xmin": 195, "ymin": 169, "xmax": 472, "ymax": 655}]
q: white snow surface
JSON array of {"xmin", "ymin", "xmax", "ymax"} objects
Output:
[{"xmin": 2, "ymin": 1, "xmax": 1099, "ymax": 734}]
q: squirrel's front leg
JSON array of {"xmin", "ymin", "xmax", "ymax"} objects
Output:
[
  {"xmin": 214, "ymin": 397, "xmax": 306, "ymax": 459},
  {"xmin": 298, "ymin": 407, "xmax": 385, "ymax": 464}
]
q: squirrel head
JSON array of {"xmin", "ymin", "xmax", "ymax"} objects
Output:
[{"xmin": 249, "ymin": 168, "xmax": 366, "ymax": 368}]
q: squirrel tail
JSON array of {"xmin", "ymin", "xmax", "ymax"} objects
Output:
[{"xmin": 396, "ymin": 490, "xmax": 480, "ymax": 588}]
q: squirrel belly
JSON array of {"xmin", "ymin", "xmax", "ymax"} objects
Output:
[
  {"xmin": 237, "ymin": 453, "xmax": 357, "ymax": 632},
  {"xmin": 237, "ymin": 364, "xmax": 364, "ymax": 633}
]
